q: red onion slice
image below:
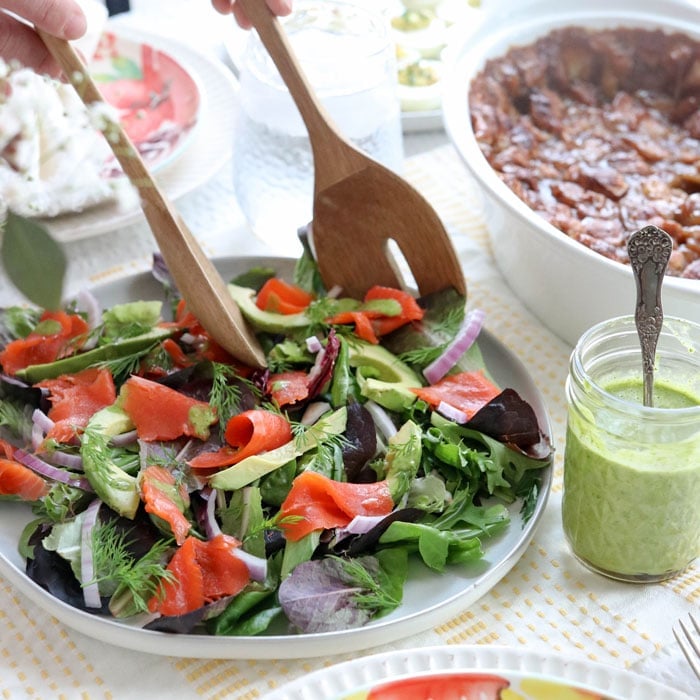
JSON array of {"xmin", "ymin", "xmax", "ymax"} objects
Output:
[
  {"xmin": 335, "ymin": 514, "xmax": 386, "ymax": 542},
  {"xmin": 75, "ymin": 289, "xmax": 102, "ymax": 350},
  {"xmin": 110, "ymin": 429, "xmax": 138, "ymax": 447},
  {"xmin": 31, "ymin": 408, "xmax": 54, "ymax": 450},
  {"xmin": 300, "ymin": 401, "xmax": 331, "ymax": 426},
  {"xmin": 436, "ymin": 401, "xmax": 469, "ymax": 424},
  {"xmin": 201, "ymin": 487, "xmax": 222, "ymax": 539},
  {"xmin": 14, "ymin": 449, "xmax": 93, "ymax": 491},
  {"xmin": 423, "ymin": 308, "xmax": 486, "ymax": 385},
  {"xmin": 32, "ymin": 408, "xmax": 54, "ymax": 433},
  {"xmin": 80, "ymin": 498, "xmax": 102, "ymax": 609},
  {"xmin": 45, "ymin": 450, "xmax": 84, "ymax": 471},
  {"xmin": 231, "ymin": 547, "xmax": 267, "ymax": 583},
  {"xmin": 364, "ymin": 400, "xmax": 398, "ymax": 441},
  {"xmin": 305, "ymin": 335, "xmax": 323, "ymax": 354}
]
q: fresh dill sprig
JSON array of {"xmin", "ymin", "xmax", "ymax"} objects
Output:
[
  {"xmin": 290, "ymin": 418, "xmax": 350, "ymax": 462},
  {"xmin": 90, "ymin": 520, "xmax": 175, "ymax": 614},
  {"xmin": 0, "ymin": 397, "xmax": 31, "ymax": 441},
  {"xmin": 210, "ymin": 363, "xmax": 243, "ymax": 435},
  {"xmin": 332, "ymin": 556, "xmax": 400, "ymax": 613},
  {"xmin": 303, "ymin": 297, "xmax": 341, "ymax": 325},
  {"xmin": 99, "ymin": 344, "xmax": 159, "ymax": 385},
  {"xmin": 436, "ymin": 304, "xmax": 467, "ymax": 337},
  {"xmin": 398, "ymin": 344, "xmax": 445, "ymax": 368}
]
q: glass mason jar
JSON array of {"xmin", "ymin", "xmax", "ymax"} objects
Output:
[
  {"xmin": 232, "ymin": 0, "xmax": 404, "ymax": 257},
  {"xmin": 562, "ymin": 315, "xmax": 700, "ymax": 582}
]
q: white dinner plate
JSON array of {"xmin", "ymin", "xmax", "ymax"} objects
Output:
[
  {"xmin": 265, "ymin": 645, "xmax": 692, "ymax": 699},
  {"xmin": 0, "ymin": 256, "xmax": 553, "ymax": 660},
  {"xmin": 43, "ymin": 25, "xmax": 238, "ymax": 243}
]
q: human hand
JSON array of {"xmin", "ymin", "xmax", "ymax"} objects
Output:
[
  {"xmin": 0, "ymin": 0, "xmax": 86, "ymax": 74},
  {"xmin": 211, "ymin": 0, "xmax": 292, "ymax": 30}
]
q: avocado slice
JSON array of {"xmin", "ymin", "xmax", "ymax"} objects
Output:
[
  {"xmin": 15, "ymin": 327, "xmax": 173, "ymax": 383},
  {"xmin": 81, "ymin": 404, "xmax": 139, "ymax": 519},
  {"xmin": 347, "ymin": 341, "xmax": 422, "ymax": 412},
  {"xmin": 210, "ymin": 407, "xmax": 347, "ymax": 491},
  {"xmin": 228, "ymin": 284, "xmax": 311, "ymax": 333}
]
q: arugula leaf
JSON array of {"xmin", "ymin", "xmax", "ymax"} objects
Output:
[
  {"xmin": 208, "ymin": 588, "xmax": 280, "ymax": 636},
  {"xmin": 0, "ymin": 306, "xmax": 42, "ymax": 343},
  {"xmin": 1, "ymin": 212, "xmax": 66, "ymax": 310},
  {"xmin": 219, "ymin": 486, "xmax": 267, "ymax": 558},
  {"xmin": 0, "ymin": 396, "xmax": 32, "ymax": 441},
  {"xmin": 32, "ymin": 482, "xmax": 92, "ymax": 523},
  {"xmin": 230, "ymin": 266, "xmax": 276, "ymax": 292},
  {"xmin": 379, "ymin": 520, "xmax": 484, "ymax": 571}
]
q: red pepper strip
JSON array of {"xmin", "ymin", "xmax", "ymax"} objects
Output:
[
  {"xmin": 161, "ymin": 301, "xmax": 243, "ymax": 367},
  {"xmin": 268, "ymin": 370, "xmax": 310, "ymax": 407},
  {"xmin": 326, "ymin": 286, "xmax": 425, "ymax": 343},
  {"xmin": 0, "ymin": 310, "xmax": 89, "ymax": 375},
  {"xmin": 278, "ymin": 470, "xmax": 394, "ymax": 542},
  {"xmin": 0, "ymin": 438, "xmax": 16, "ymax": 459},
  {"xmin": 161, "ymin": 338, "xmax": 193, "ymax": 368},
  {"xmin": 366, "ymin": 673, "xmax": 510, "ymax": 700},
  {"xmin": 0, "ymin": 457, "xmax": 50, "ymax": 500},
  {"xmin": 140, "ymin": 465, "xmax": 191, "ymax": 545},
  {"xmin": 411, "ymin": 370, "xmax": 501, "ymax": 421},
  {"xmin": 188, "ymin": 408, "xmax": 293, "ymax": 470},
  {"xmin": 255, "ymin": 278, "xmax": 314, "ymax": 315},
  {"xmin": 148, "ymin": 534, "xmax": 249, "ymax": 616},
  {"xmin": 37, "ymin": 367, "xmax": 116, "ymax": 443},
  {"xmin": 325, "ymin": 310, "xmax": 382, "ymax": 344},
  {"xmin": 120, "ymin": 375, "xmax": 218, "ymax": 441}
]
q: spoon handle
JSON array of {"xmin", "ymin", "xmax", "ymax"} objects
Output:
[{"xmin": 627, "ymin": 225, "xmax": 673, "ymax": 407}]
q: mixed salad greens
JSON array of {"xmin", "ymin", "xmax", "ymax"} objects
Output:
[{"xmin": 0, "ymin": 247, "xmax": 552, "ymax": 636}]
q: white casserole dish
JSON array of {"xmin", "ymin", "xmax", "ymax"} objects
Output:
[{"xmin": 442, "ymin": 0, "xmax": 700, "ymax": 346}]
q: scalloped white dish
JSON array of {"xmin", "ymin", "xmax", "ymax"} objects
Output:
[
  {"xmin": 266, "ymin": 645, "xmax": 691, "ymax": 699},
  {"xmin": 0, "ymin": 256, "xmax": 552, "ymax": 660}
]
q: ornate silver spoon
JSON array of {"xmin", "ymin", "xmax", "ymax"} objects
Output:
[{"xmin": 627, "ymin": 225, "xmax": 673, "ymax": 407}]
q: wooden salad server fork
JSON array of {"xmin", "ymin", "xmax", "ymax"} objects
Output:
[
  {"xmin": 37, "ymin": 31, "xmax": 267, "ymax": 369},
  {"xmin": 237, "ymin": 0, "xmax": 466, "ymax": 299}
]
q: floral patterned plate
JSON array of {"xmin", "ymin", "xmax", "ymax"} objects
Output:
[
  {"xmin": 266, "ymin": 645, "xmax": 690, "ymax": 700},
  {"xmin": 91, "ymin": 31, "xmax": 201, "ymax": 174}
]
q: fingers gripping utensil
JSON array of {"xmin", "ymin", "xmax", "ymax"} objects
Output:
[
  {"xmin": 38, "ymin": 31, "xmax": 267, "ymax": 369},
  {"xmin": 237, "ymin": 0, "xmax": 466, "ymax": 300},
  {"xmin": 627, "ymin": 225, "xmax": 673, "ymax": 407}
]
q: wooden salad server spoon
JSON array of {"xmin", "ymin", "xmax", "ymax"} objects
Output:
[
  {"xmin": 38, "ymin": 31, "xmax": 267, "ymax": 369},
  {"xmin": 236, "ymin": 0, "xmax": 466, "ymax": 300}
]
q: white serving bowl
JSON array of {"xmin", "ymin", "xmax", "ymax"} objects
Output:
[{"xmin": 442, "ymin": 0, "xmax": 700, "ymax": 347}]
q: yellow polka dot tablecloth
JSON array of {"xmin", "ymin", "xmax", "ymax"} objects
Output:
[{"xmin": 0, "ymin": 143, "xmax": 698, "ymax": 700}]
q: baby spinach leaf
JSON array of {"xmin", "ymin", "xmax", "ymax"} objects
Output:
[{"xmin": 1, "ymin": 212, "xmax": 66, "ymax": 310}]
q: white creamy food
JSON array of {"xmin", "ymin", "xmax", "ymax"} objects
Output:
[{"xmin": 0, "ymin": 59, "xmax": 135, "ymax": 219}]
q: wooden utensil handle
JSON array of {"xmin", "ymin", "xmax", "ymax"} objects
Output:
[
  {"xmin": 37, "ymin": 30, "xmax": 163, "ymax": 196},
  {"xmin": 38, "ymin": 29, "xmax": 267, "ymax": 368},
  {"xmin": 235, "ymin": 0, "xmax": 358, "ymax": 162}
]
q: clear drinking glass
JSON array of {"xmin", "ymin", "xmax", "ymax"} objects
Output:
[
  {"xmin": 562, "ymin": 315, "xmax": 700, "ymax": 582},
  {"xmin": 232, "ymin": 0, "xmax": 404, "ymax": 256}
]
